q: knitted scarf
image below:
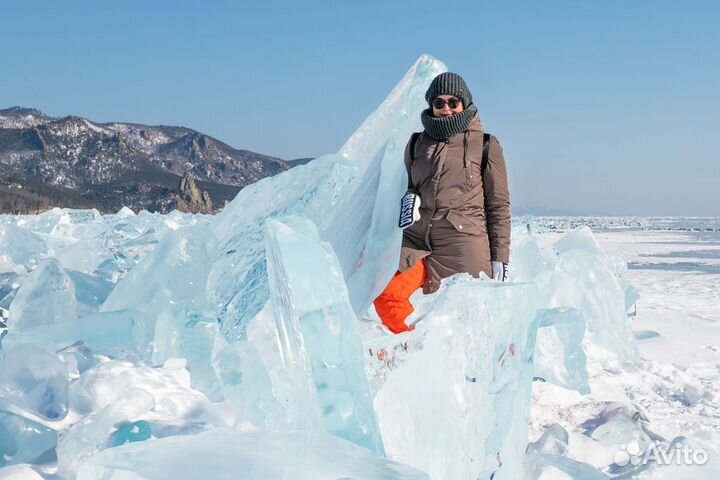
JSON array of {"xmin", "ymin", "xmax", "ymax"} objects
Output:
[{"xmin": 421, "ymin": 104, "xmax": 478, "ymax": 141}]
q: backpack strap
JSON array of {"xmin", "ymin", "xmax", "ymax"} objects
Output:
[
  {"xmin": 404, "ymin": 132, "xmax": 422, "ymax": 191},
  {"xmin": 481, "ymin": 132, "xmax": 491, "ymax": 173},
  {"xmin": 409, "ymin": 132, "xmax": 421, "ymax": 161}
]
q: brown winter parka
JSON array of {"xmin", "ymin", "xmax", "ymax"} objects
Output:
[{"xmin": 399, "ymin": 113, "xmax": 511, "ymax": 292}]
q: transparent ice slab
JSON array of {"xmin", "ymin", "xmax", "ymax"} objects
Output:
[
  {"xmin": 2, "ymin": 310, "xmax": 154, "ymax": 362},
  {"xmin": 0, "ymin": 224, "xmax": 47, "ymax": 273},
  {"xmin": 265, "ymin": 215, "xmax": 384, "ymax": 455},
  {"xmin": 533, "ymin": 307, "xmax": 590, "ymax": 394},
  {"xmin": 101, "ymin": 225, "xmax": 216, "ymax": 329},
  {"xmin": 8, "ymin": 258, "xmax": 77, "ymax": 331},
  {"xmin": 373, "ymin": 277, "xmax": 543, "ymax": 480},
  {"xmin": 0, "ymin": 410, "xmax": 57, "ymax": 468},
  {"xmin": 153, "ymin": 308, "xmax": 222, "ymax": 401},
  {"xmin": 0, "ymin": 343, "xmax": 70, "ymax": 420},
  {"xmin": 211, "ymin": 337, "xmax": 285, "ymax": 428}
]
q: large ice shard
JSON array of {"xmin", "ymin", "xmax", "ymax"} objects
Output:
[
  {"xmin": 0, "ymin": 410, "xmax": 57, "ymax": 468},
  {"xmin": 0, "ymin": 224, "xmax": 47, "ymax": 273},
  {"xmin": 550, "ymin": 227, "xmax": 639, "ymax": 363},
  {"xmin": 208, "ymin": 157, "xmax": 357, "ymax": 340},
  {"xmin": 324, "ymin": 55, "xmax": 446, "ymax": 314},
  {"xmin": 533, "ymin": 307, "xmax": 590, "ymax": 393},
  {"xmin": 77, "ymin": 429, "xmax": 428, "ymax": 480},
  {"xmin": 508, "ymin": 223, "xmax": 638, "ymax": 365},
  {"xmin": 239, "ymin": 302, "xmax": 312, "ymax": 429},
  {"xmin": 67, "ymin": 270, "xmax": 115, "ymax": 317},
  {"xmin": 207, "ymin": 54, "xmax": 446, "ymax": 340},
  {"xmin": 372, "ymin": 277, "xmax": 543, "ymax": 480},
  {"xmin": 8, "ymin": 258, "xmax": 77, "ymax": 331},
  {"xmin": 504, "ymin": 224, "xmax": 558, "ymax": 283},
  {"xmin": 0, "ymin": 342, "xmax": 70, "ymax": 420},
  {"xmin": 211, "ymin": 337, "xmax": 286, "ymax": 428},
  {"xmin": 2, "ymin": 310, "xmax": 153, "ymax": 360},
  {"xmin": 48, "ymin": 209, "xmax": 107, "ymax": 241},
  {"xmin": 101, "ymin": 224, "xmax": 216, "ymax": 325},
  {"xmin": 265, "ymin": 215, "xmax": 384, "ymax": 455},
  {"xmin": 153, "ymin": 308, "xmax": 222, "ymax": 400},
  {"xmin": 54, "ymin": 237, "xmax": 112, "ymax": 276}
]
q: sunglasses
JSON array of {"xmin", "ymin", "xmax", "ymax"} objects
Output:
[{"xmin": 432, "ymin": 97, "xmax": 463, "ymax": 109}]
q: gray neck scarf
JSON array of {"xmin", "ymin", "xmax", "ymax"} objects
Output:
[{"xmin": 421, "ymin": 104, "xmax": 478, "ymax": 141}]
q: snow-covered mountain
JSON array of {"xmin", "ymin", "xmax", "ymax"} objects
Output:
[{"xmin": 0, "ymin": 106, "xmax": 290, "ymax": 214}]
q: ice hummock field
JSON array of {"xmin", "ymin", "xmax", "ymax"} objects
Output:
[
  {"xmin": 1, "ymin": 55, "xmax": 719, "ymax": 479},
  {"xmin": 524, "ymin": 222, "xmax": 720, "ymax": 479}
]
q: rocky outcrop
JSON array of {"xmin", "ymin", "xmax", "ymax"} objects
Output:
[{"xmin": 169, "ymin": 173, "xmax": 214, "ymax": 214}]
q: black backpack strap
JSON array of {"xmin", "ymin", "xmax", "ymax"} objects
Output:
[
  {"xmin": 404, "ymin": 132, "xmax": 421, "ymax": 191},
  {"xmin": 409, "ymin": 132, "xmax": 421, "ymax": 161},
  {"xmin": 481, "ymin": 132, "xmax": 491, "ymax": 173}
]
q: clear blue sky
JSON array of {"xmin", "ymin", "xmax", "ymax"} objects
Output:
[{"xmin": 1, "ymin": 0, "xmax": 718, "ymax": 215}]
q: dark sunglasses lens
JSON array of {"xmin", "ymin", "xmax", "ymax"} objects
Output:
[{"xmin": 432, "ymin": 98, "xmax": 462, "ymax": 109}]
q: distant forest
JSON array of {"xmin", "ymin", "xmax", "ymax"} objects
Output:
[{"xmin": 0, "ymin": 177, "xmax": 98, "ymax": 214}]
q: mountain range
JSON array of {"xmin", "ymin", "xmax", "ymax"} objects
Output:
[{"xmin": 0, "ymin": 106, "xmax": 292, "ymax": 214}]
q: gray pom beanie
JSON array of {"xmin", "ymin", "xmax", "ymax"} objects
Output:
[{"xmin": 425, "ymin": 72, "xmax": 473, "ymax": 108}]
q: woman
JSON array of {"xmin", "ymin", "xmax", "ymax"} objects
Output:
[{"xmin": 374, "ymin": 72, "xmax": 511, "ymax": 334}]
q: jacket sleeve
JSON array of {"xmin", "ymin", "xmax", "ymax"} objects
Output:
[
  {"xmin": 404, "ymin": 135, "xmax": 419, "ymax": 196},
  {"xmin": 483, "ymin": 135, "xmax": 511, "ymax": 263}
]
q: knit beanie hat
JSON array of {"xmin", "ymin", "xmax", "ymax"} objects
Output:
[{"xmin": 425, "ymin": 72, "xmax": 473, "ymax": 108}]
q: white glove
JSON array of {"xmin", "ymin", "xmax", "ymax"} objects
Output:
[
  {"xmin": 399, "ymin": 192, "xmax": 421, "ymax": 229},
  {"xmin": 492, "ymin": 261, "xmax": 509, "ymax": 282}
]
